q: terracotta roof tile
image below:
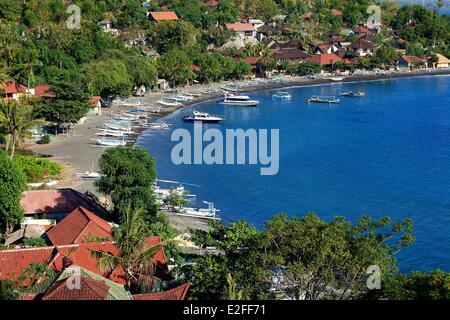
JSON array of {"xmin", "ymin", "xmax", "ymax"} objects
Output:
[
  {"xmin": 0, "ymin": 80, "xmax": 28, "ymax": 94},
  {"xmin": 225, "ymin": 23, "xmax": 255, "ymax": 32},
  {"xmin": 308, "ymin": 53, "xmax": 343, "ymax": 65},
  {"xmin": 46, "ymin": 206, "xmax": 112, "ymax": 246},
  {"xmin": 0, "ymin": 247, "xmax": 55, "ymax": 281},
  {"xmin": 401, "ymin": 55, "xmax": 425, "ymax": 63},
  {"xmin": 33, "ymin": 84, "xmax": 54, "ymax": 97},
  {"xmin": 0, "ymin": 237, "xmax": 166, "ymax": 285},
  {"xmin": 20, "ymin": 188, "xmax": 108, "ymax": 219},
  {"xmin": 150, "ymin": 11, "xmax": 179, "ymax": 21},
  {"xmin": 132, "ymin": 283, "xmax": 190, "ymax": 300},
  {"xmin": 42, "ymin": 276, "xmax": 110, "ymax": 300}
]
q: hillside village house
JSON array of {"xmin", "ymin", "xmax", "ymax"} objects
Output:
[
  {"xmin": 349, "ymin": 38, "xmax": 375, "ymax": 57},
  {"xmin": 313, "ymin": 43, "xmax": 339, "ymax": 55},
  {"xmin": 148, "ymin": 11, "xmax": 179, "ymax": 22},
  {"xmin": 398, "ymin": 55, "xmax": 426, "ymax": 70},
  {"xmin": 0, "ymin": 199, "xmax": 191, "ymax": 300},
  {"xmin": 88, "ymin": 96, "xmax": 102, "ymax": 116},
  {"xmin": 223, "ymin": 22, "xmax": 258, "ymax": 49},
  {"xmin": 430, "ymin": 53, "xmax": 450, "ymax": 69},
  {"xmin": 0, "ymin": 80, "xmax": 30, "ymax": 101},
  {"xmin": 20, "ymin": 188, "xmax": 109, "ymax": 222}
]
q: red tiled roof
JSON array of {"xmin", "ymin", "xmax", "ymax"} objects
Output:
[
  {"xmin": 316, "ymin": 43, "xmax": 334, "ymax": 52},
  {"xmin": 42, "ymin": 276, "xmax": 110, "ymax": 300},
  {"xmin": 204, "ymin": 0, "xmax": 219, "ymax": 7},
  {"xmin": 354, "ymin": 26, "xmax": 370, "ymax": 34},
  {"xmin": 0, "ymin": 237, "xmax": 166, "ymax": 285},
  {"xmin": 132, "ymin": 283, "xmax": 190, "ymax": 300},
  {"xmin": 89, "ymin": 96, "xmax": 101, "ymax": 107},
  {"xmin": 331, "ymin": 9, "xmax": 343, "ymax": 17},
  {"xmin": 0, "ymin": 80, "xmax": 28, "ymax": 94},
  {"xmin": 300, "ymin": 12, "xmax": 313, "ymax": 20},
  {"xmin": 401, "ymin": 55, "xmax": 425, "ymax": 63},
  {"xmin": 273, "ymin": 49, "xmax": 311, "ymax": 60},
  {"xmin": 33, "ymin": 84, "xmax": 54, "ymax": 97},
  {"xmin": 46, "ymin": 206, "xmax": 112, "ymax": 246},
  {"xmin": 0, "ymin": 247, "xmax": 55, "ymax": 281},
  {"xmin": 20, "ymin": 188, "xmax": 108, "ymax": 218},
  {"xmin": 225, "ymin": 23, "xmax": 255, "ymax": 32},
  {"xmin": 20, "ymin": 292, "xmax": 39, "ymax": 300},
  {"xmin": 308, "ymin": 53, "xmax": 343, "ymax": 65},
  {"xmin": 149, "ymin": 11, "xmax": 179, "ymax": 21},
  {"xmin": 349, "ymin": 38, "xmax": 375, "ymax": 49}
]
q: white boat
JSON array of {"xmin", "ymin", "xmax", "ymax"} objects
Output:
[
  {"xmin": 95, "ymin": 138, "xmax": 127, "ymax": 147},
  {"xmin": 272, "ymin": 91, "xmax": 292, "ymax": 99},
  {"xmin": 170, "ymin": 96, "xmax": 189, "ymax": 102},
  {"xmin": 174, "ymin": 201, "xmax": 221, "ymax": 220},
  {"xmin": 75, "ymin": 171, "xmax": 102, "ymax": 180},
  {"xmin": 157, "ymin": 100, "xmax": 183, "ymax": 107},
  {"xmin": 340, "ymin": 90, "xmax": 366, "ymax": 97},
  {"xmin": 153, "ymin": 185, "xmax": 196, "ymax": 199},
  {"xmin": 183, "ymin": 110, "xmax": 223, "ymax": 123},
  {"xmin": 143, "ymin": 122, "xmax": 170, "ymax": 130},
  {"xmin": 177, "ymin": 94, "xmax": 194, "ymax": 100},
  {"xmin": 119, "ymin": 101, "xmax": 141, "ymax": 107},
  {"xmin": 105, "ymin": 123, "xmax": 132, "ymax": 131},
  {"xmin": 98, "ymin": 128, "xmax": 134, "ymax": 135},
  {"xmin": 307, "ymin": 96, "xmax": 340, "ymax": 104},
  {"xmin": 329, "ymin": 77, "xmax": 345, "ymax": 82},
  {"xmin": 217, "ymin": 94, "xmax": 260, "ymax": 106},
  {"xmin": 183, "ymin": 92, "xmax": 202, "ymax": 97}
]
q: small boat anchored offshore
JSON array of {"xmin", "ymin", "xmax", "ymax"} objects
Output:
[
  {"xmin": 183, "ymin": 110, "xmax": 224, "ymax": 123},
  {"xmin": 218, "ymin": 94, "xmax": 260, "ymax": 106},
  {"xmin": 272, "ymin": 91, "xmax": 292, "ymax": 99},
  {"xmin": 307, "ymin": 95, "xmax": 340, "ymax": 104},
  {"xmin": 340, "ymin": 90, "xmax": 366, "ymax": 97}
]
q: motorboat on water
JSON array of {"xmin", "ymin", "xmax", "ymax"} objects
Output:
[
  {"xmin": 217, "ymin": 94, "xmax": 260, "ymax": 106},
  {"xmin": 272, "ymin": 91, "xmax": 292, "ymax": 99},
  {"xmin": 174, "ymin": 201, "xmax": 221, "ymax": 220},
  {"xmin": 340, "ymin": 90, "xmax": 366, "ymax": 97},
  {"xmin": 307, "ymin": 96, "xmax": 340, "ymax": 104},
  {"xmin": 183, "ymin": 110, "xmax": 224, "ymax": 123}
]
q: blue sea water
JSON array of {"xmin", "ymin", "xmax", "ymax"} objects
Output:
[{"xmin": 138, "ymin": 75, "xmax": 450, "ymax": 273}]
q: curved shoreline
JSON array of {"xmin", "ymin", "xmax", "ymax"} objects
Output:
[{"xmin": 152, "ymin": 69, "xmax": 450, "ymax": 120}]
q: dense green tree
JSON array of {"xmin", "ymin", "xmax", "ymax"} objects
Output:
[
  {"xmin": 189, "ymin": 213, "xmax": 415, "ymax": 300},
  {"xmin": 147, "ymin": 20, "xmax": 199, "ymax": 54},
  {"xmin": 157, "ymin": 48, "xmax": 195, "ymax": 86},
  {"xmin": 82, "ymin": 59, "xmax": 133, "ymax": 97},
  {"xmin": 0, "ymin": 280, "xmax": 18, "ymax": 300},
  {"xmin": 95, "ymin": 146, "xmax": 158, "ymax": 222},
  {"xmin": 367, "ymin": 270, "xmax": 450, "ymax": 300},
  {"xmin": 372, "ymin": 45, "xmax": 399, "ymax": 68},
  {"xmin": 0, "ymin": 151, "xmax": 26, "ymax": 239},
  {"xmin": 33, "ymin": 72, "xmax": 90, "ymax": 128},
  {"xmin": 0, "ymin": 99, "xmax": 45, "ymax": 159}
]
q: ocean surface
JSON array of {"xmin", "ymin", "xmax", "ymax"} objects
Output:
[{"xmin": 138, "ymin": 75, "xmax": 450, "ymax": 273}]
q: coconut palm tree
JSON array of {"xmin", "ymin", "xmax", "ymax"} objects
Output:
[
  {"xmin": 90, "ymin": 206, "xmax": 170, "ymax": 292},
  {"xmin": 0, "ymin": 99, "xmax": 45, "ymax": 159}
]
